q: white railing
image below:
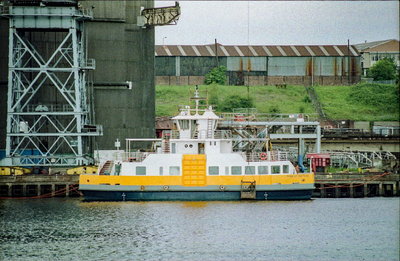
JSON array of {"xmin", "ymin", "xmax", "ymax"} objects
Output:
[
  {"xmin": 220, "ymin": 112, "xmax": 319, "ymax": 123},
  {"xmin": 162, "ymin": 130, "xmax": 233, "ymax": 140},
  {"xmin": 111, "ymin": 151, "xmax": 158, "ymax": 163},
  {"xmin": 241, "ymin": 151, "xmax": 289, "ymax": 162}
]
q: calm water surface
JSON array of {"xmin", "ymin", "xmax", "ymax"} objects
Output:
[{"xmin": 0, "ymin": 198, "xmax": 399, "ymax": 261}]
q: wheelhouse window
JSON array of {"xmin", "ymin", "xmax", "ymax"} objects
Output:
[
  {"xmin": 271, "ymin": 165, "xmax": 281, "ymax": 174},
  {"xmin": 245, "ymin": 166, "xmax": 255, "ymax": 175},
  {"xmin": 209, "ymin": 166, "xmax": 219, "ymax": 175},
  {"xmin": 282, "ymin": 165, "xmax": 289, "ymax": 174},
  {"xmin": 258, "ymin": 166, "xmax": 269, "ymax": 175},
  {"xmin": 231, "ymin": 166, "xmax": 242, "ymax": 175},
  {"xmin": 169, "ymin": 166, "xmax": 180, "ymax": 175},
  {"xmin": 179, "ymin": 120, "xmax": 189, "ymax": 130},
  {"xmin": 136, "ymin": 166, "xmax": 146, "ymax": 175},
  {"xmin": 159, "ymin": 166, "xmax": 163, "ymax": 176}
]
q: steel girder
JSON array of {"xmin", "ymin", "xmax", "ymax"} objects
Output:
[{"xmin": 3, "ymin": 6, "xmax": 101, "ymax": 166}]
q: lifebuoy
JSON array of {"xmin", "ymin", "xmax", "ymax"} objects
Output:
[
  {"xmin": 162, "ymin": 185, "xmax": 169, "ymax": 191},
  {"xmin": 259, "ymin": 152, "xmax": 267, "ymax": 160},
  {"xmin": 219, "ymin": 185, "xmax": 225, "ymax": 190}
]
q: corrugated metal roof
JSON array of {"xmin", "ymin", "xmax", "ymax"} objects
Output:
[
  {"xmin": 355, "ymin": 39, "xmax": 400, "ymax": 53},
  {"xmin": 354, "ymin": 39, "xmax": 394, "ymax": 51},
  {"xmin": 155, "ymin": 44, "xmax": 360, "ymax": 57}
]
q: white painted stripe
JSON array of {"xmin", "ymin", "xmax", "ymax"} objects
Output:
[
  {"xmin": 276, "ymin": 46, "xmax": 287, "ymax": 56},
  {"xmin": 319, "ymin": 46, "xmax": 329, "ymax": 56},
  {"xmin": 219, "ymin": 45, "xmax": 230, "ymax": 56},
  {"xmin": 248, "ymin": 46, "xmax": 258, "ymax": 56},
  {"xmin": 205, "ymin": 45, "xmax": 215, "ymax": 56},
  {"xmin": 333, "ymin": 45, "xmax": 344, "ymax": 56},
  {"xmin": 262, "ymin": 46, "xmax": 273, "ymax": 56},
  {"xmin": 290, "ymin": 46, "xmax": 301, "ymax": 56},
  {"xmin": 234, "ymin": 46, "xmax": 244, "ymax": 56},
  {"xmin": 305, "ymin": 46, "xmax": 315, "ymax": 56},
  {"xmin": 177, "ymin": 45, "xmax": 186, "ymax": 56},
  {"xmin": 192, "ymin": 46, "xmax": 201, "ymax": 56},
  {"xmin": 164, "ymin": 46, "xmax": 172, "ymax": 56},
  {"xmin": 349, "ymin": 46, "xmax": 358, "ymax": 56}
]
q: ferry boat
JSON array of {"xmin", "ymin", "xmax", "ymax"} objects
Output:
[{"xmin": 79, "ymin": 88, "xmax": 315, "ymax": 201}]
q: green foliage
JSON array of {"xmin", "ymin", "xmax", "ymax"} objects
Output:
[
  {"xmin": 219, "ymin": 95, "xmax": 254, "ymax": 112},
  {"xmin": 269, "ymin": 106, "xmax": 281, "ymax": 113},
  {"xmin": 302, "ymin": 95, "xmax": 311, "ymax": 103},
  {"xmin": 204, "ymin": 66, "xmax": 227, "ymax": 85},
  {"xmin": 347, "ymin": 83, "xmax": 399, "ymax": 112},
  {"xmin": 299, "ymin": 106, "xmax": 305, "ymax": 113},
  {"xmin": 367, "ymin": 57, "xmax": 397, "ymax": 81},
  {"xmin": 314, "ymin": 83, "xmax": 399, "ymax": 121},
  {"xmin": 208, "ymin": 95, "xmax": 219, "ymax": 107}
]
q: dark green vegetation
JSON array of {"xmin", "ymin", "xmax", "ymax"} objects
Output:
[
  {"xmin": 156, "ymin": 84, "xmax": 399, "ymax": 121},
  {"xmin": 367, "ymin": 58, "xmax": 398, "ymax": 81},
  {"xmin": 314, "ymin": 83, "xmax": 399, "ymax": 121},
  {"xmin": 204, "ymin": 66, "xmax": 227, "ymax": 85}
]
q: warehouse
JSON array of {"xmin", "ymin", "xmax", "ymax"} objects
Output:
[{"xmin": 155, "ymin": 44, "xmax": 361, "ymax": 86}]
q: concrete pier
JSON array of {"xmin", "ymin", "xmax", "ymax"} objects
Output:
[
  {"xmin": 314, "ymin": 173, "xmax": 400, "ymax": 198},
  {"xmin": 0, "ymin": 175, "xmax": 80, "ymax": 198}
]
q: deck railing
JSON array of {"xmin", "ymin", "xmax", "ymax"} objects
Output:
[{"xmin": 241, "ymin": 151, "xmax": 289, "ymax": 162}]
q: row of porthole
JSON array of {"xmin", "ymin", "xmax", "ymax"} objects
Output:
[
  {"xmin": 94, "ymin": 184, "xmax": 228, "ymax": 191},
  {"xmin": 184, "ymin": 144, "xmax": 194, "ymax": 148},
  {"xmin": 136, "ymin": 185, "xmax": 227, "ymax": 191}
]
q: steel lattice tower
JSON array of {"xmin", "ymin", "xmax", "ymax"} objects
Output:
[{"xmin": 1, "ymin": 2, "xmax": 102, "ymax": 166}]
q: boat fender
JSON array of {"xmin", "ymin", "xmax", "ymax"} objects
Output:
[
  {"xmin": 219, "ymin": 185, "xmax": 225, "ymax": 190},
  {"xmin": 259, "ymin": 152, "xmax": 267, "ymax": 160},
  {"xmin": 162, "ymin": 185, "xmax": 169, "ymax": 191}
]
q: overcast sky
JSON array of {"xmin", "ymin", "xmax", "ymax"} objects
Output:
[{"xmin": 155, "ymin": 1, "xmax": 399, "ymax": 46}]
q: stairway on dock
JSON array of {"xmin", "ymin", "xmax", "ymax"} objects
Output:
[{"xmin": 99, "ymin": 160, "xmax": 114, "ymax": 175}]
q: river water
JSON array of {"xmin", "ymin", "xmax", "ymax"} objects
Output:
[{"xmin": 0, "ymin": 198, "xmax": 399, "ymax": 261}]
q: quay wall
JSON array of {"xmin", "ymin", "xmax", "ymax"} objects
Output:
[{"xmin": 0, "ymin": 173, "xmax": 398, "ymax": 198}]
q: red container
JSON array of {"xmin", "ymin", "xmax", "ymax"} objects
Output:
[{"xmin": 306, "ymin": 153, "xmax": 331, "ymax": 172}]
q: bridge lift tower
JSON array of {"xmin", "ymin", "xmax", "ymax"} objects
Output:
[{"xmin": 1, "ymin": 0, "xmax": 102, "ymax": 166}]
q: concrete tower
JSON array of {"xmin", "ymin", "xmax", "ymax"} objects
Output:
[{"xmin": 0, "ymin": 0, "xmax": 156, "ymax": 162}]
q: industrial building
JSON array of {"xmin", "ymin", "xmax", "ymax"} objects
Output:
[
  {"xmin": 0, "ymin": 0, "xmax": 167, "ymax": 166},
  {"xmin": 354, "ymin": 39, "xmax": 400, "ymax": 76},
  {"xmin": 155, "ymin": 44, "xmax": 361, "ymax": 86}
]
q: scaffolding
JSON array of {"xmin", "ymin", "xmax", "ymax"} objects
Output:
[
  {"xmin": 219, "ymin": 112, "xmax": 321, "ymax": 155},
  {"xmin": 326, "ymin": 150, "xmax": 397, "ymax": 169},
  {"xmin": 1, "ymin": 2, "xmax": 102, "ymax": 166}
]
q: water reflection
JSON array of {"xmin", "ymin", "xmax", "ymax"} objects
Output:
[{"xmin": 0, "ymin": 198, "xmax": 399, "ymax": 261}]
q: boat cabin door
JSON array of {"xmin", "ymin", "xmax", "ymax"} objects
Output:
[{"xmin": 198, "ymin": 143, "xmax": 204, "ymax": 154}]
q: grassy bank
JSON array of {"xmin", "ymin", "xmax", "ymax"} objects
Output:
[
  {"xmin": 156, "ymin": 84, "xmax": 399, "ymax": 121},
  {"xmin": 156, "ymin": 85, "xmax": 314, "ymax": 116},
  {"xmin": 314, "ymin": 83, "xmax": 399, "ymax": 121}
]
